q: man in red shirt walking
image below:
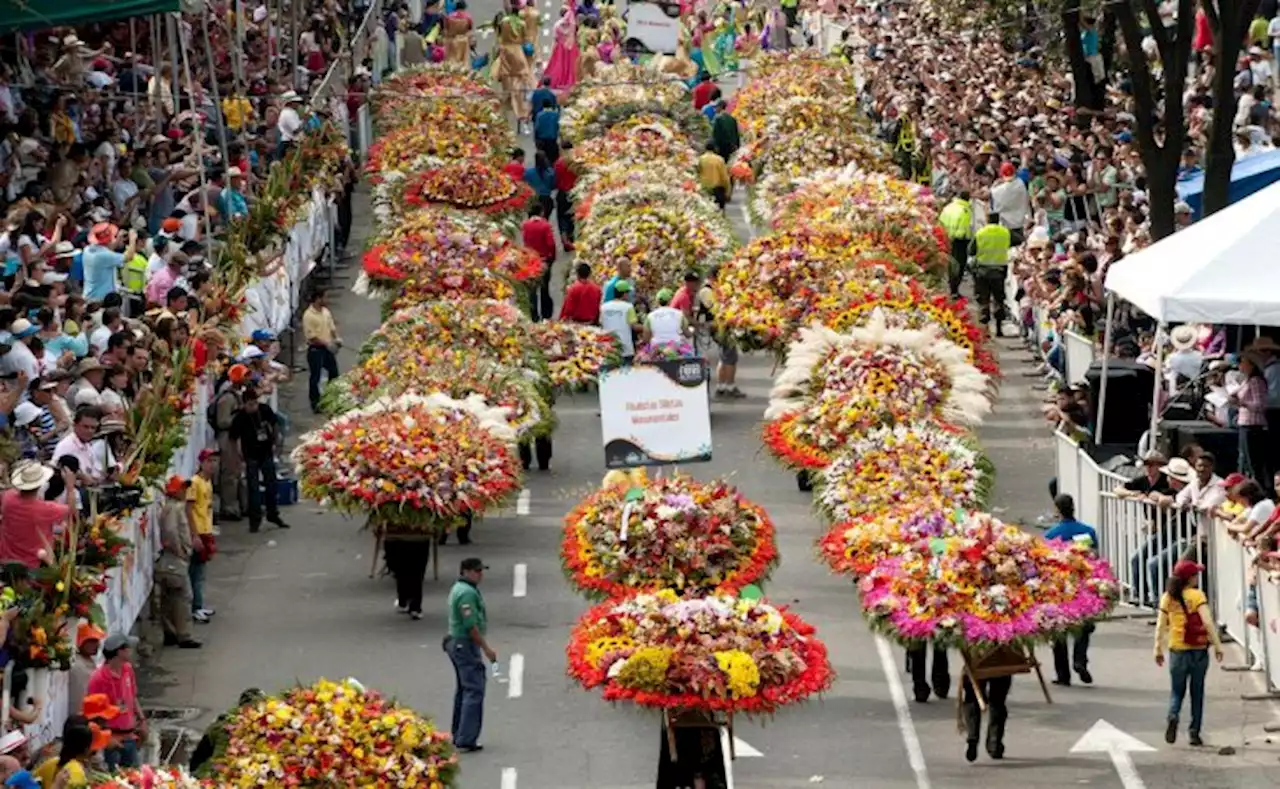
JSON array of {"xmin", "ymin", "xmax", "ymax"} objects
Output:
[
  {"xmin": 553, "ymin": 140, "xmax": 578, "ymax": 252},
  {"xmin": 560, "ymin": 262, "xmax": 602, "ymax": 324},
  {"xmin": 692, "ymin": 72, "xmax": 716, "ymax": 110},
  {"xmin": 503, "ymin": 147, "xmax": 526, "ymax": 182},
  {"xmin": 521, "ymin": 204, "xmax": 556, "ymax": 321}
]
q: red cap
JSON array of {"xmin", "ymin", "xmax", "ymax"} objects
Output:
[
  {"xmin": 198, "ymin": 448, "xmax": 220, "ymax": 462},
  {"xmin": 1219, "ymin": 472, "xmax": 1248, "ymax": 488},
  {"xmin": 999, "ymin": 162, "xmax": 1016, "ymax": 178},
  {"xmin": 164, "ymin": 475, "xmax": 188, "ymax": 496},
  {"xmin": 1172, "ymin": 559, "xmax": 1205, "ymax": 580}
]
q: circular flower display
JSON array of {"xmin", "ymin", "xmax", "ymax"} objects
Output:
[
  {"xmin": 567, "ymin": 590, "xmax": 833, "ymax": 714},
  {"xmin": 361, "ymin": 209, "xmax": 544, "ymax": 287},
  {"xmin": 764, "ymin": 165, "xmax": 939, "ymax": 237},
  {"xmin": 528, "ymin": 321, "xmax": 623, "ymax": 391},
  {"xmin": 814, "ymin": 424, "xmax": 994, "ymax": 523},
  {"xmin": 859, "ymin": 514, "xmax": 1119, "ymax": 649},
  {"xmin": 730, "ymin": 130, "xmax": 893, "ymax": 185},
  {"xmin": 366, "ymin": 97, "xmax": 513, "ymax": 171},
  {"xmin": 817, "ymin": 507, "xmax": 966, "ymax": 578},
  {"xmin": 402, "ymin": 161, "xmax": 534, "ymax": 217},
  {"xmin": 561, "ymin": 475, "xmax": 778, "ymax": 600},
  {"xmin": 563, "ymin": 101, "xmax": 709, "ymax": 147},
  {"xmin": 90, "ymin": 766, "xmax": 204, "ymax": 788},
  {"xmin": 361, "ymin": 300, "xmax": 540, "ymax": 372},
  {"xmin": 211, "ymin": 678, "xmax": 459, "ymax": 788},
  {"xmin": 562, "ymin": 78, "xmax": 688, "ymax": 143},
  {"xmin": 569, "ymin": 129, "xmax": 698, "ymax": 176},
  {"xmin": 733, "ymin": 54, "xmax": 857, "ymax": 140},
  {"xmin": 373, "ymin": 63, "xmax": 495, "ymax": 114},
  {"xmin": 634, "ymin": 340, "xmax": 696, "ymax": 363},
  {"xmin": 292, "ymin": 393, "xmax": 522, "ymax": 530},
  {"xmin": 572, "ymin": 160, "xmax": 700, "ymax": 210}
]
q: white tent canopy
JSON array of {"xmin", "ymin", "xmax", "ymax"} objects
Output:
[{"xmin": 1104, "ymin": 180, "xmax": 1280, "ymax": 325}]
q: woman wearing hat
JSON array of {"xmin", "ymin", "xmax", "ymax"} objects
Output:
[
  {"xmin": 0, "ymin": 461, "xmax": 75, "ymax": 568},
  {"xmin": 1154, "ymin": 559, "xmax": 1223, "ymax": 746}
]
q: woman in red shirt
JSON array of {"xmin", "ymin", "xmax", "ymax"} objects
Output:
[{"xmin": 0, "ymin": 462, "xmax": 75, "ymax": 568}]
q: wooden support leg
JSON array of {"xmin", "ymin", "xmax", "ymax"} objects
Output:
[{"xmin": 370, "ymin": 531, "xmax": 383, "ymax": 579}]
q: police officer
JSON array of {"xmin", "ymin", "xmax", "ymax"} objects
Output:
[
  {"xmin": 445, "ymin": 557, "xmax": 496, "ymax": 753},
  {"xmin": 968, "ymin": 211, "xmax": 1012, "ymax": 336},
  {"xmin": 937, "ymin": 191, "xmax": 973, "ymax": 298}
]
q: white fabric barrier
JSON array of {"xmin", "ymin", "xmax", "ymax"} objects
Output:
[
  {"xmin": 1054, "ymin": 431, "xmax": 1081, "ymax": 507},
  {"xmin": 24, "ymin": 380, "xmax": 217, "ymax": 748},
  {"xmin": 238, "ymin": 187, "xmax": 334, "ymax": 337},
  {"xmin": 1063, "ymin": 330, "xmax": 1095, "ymax": 384}
]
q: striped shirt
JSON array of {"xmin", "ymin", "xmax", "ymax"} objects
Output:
[{"xmin": 1237, "ymin": 375, "xmax": 1269, "ymax": 426}]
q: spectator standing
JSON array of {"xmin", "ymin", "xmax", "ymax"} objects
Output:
[
  {"xmin": 302, "ymin": 290, "xmax": 341, "ymax": 413},
  {"xmin": 445, "ymin": 557, "xmax": 496, "ymax": 752},
  {"xmin": 989, "ymin": 163, "xmax": 1030, "ymax": 245},
  {"xmin": 1232, "ymin": 352, "xmax": 1272, "ymax": 489},
  {"xmin": 217, "ymin": 167, "xmax": 250, "ymax": 221},
  {"xmin": 81, "ymin": 224, "xmax": 139, "ymax": 302},
  {"xmin": 520, "ymin": 204, "xmax": 556, "ymax": 322},
  {"xmin": 156, "ymin": 476, "xmax": 201, "ymax": 649},
  {"xmin": 212, "ymin": 365, "xmax": 248, "ymax": 521},
  {"xmin": 1044, "ymin": 494, "xmax": 1098, "ymax": 686},
  {"xmin": 276, "ymin": 92, "xmax": 306, "ymax": 158},
  {"xmin": 67, "ymin": 623, "xmax": 104, "ymax": 728},
  {"xmin": 230, "ymin": 388, "xmax": 289, "ymax": 533},
  {"xmin": 187, "ymin": 448, "xmax": 218, "ymax": 623},
  {"xmin": 0, "ymin": 462, "xmax": 74, "ymax": 568},
  {"xmin": 86, "ymin": 633, "xmax": 146, "ymax": 769},
  {"xmin": 1154, "ymin": 560, "xmax": 1223, "ymax": 746},
  {"xmin": 559, "ymin": 262, "xmax": 601, "ymax": 324}
]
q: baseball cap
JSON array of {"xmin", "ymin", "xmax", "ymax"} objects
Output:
[
  {"xmin": 251, "ymin": 329, "xmax": 277, "ymax": 343},
  {"xmin": 460, "ymin": 557, "xmax": 489, "ymax": 572},
  {"xmin": 1172, "ymin": 559, "xmax": 1205, "ymax": 580},
  {"xmin": 164, "ymin": 475, "xmax": 189, "ymax": 496},
  {"xmin": 102, "ymin": 633, "xmax": 138, "ymax": 655},
  {"xmin": 77, "ymin": 621, "xmax": 106, "ymax": 647},
  {"xmin": 614, "ymin": 280, "xmax": 633, "ymax": 294},
  {"xmin": 198, "ymin": 447, "xmax": 220, "ymax": 462},
  {"xmin": 1219, "ymin": 472, "xmax": 1248, "ymax": 488}
]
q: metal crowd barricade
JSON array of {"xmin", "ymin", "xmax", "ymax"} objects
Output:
[
  {"xmin": 1257, "ymin": 577, "xmax": 1280, "ymax": 690},
  {"xmin": 1053, "ymin": 431, "xmax": 1081, "ymax": 507},
  {"xmin": 1062, "ymin": 330, "xmax": 1095, "ymax": 384},
  {"xmin": 1098, "ymin": 494, "xmax": 1206, "ymax": 610}
]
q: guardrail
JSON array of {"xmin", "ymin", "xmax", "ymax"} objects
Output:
[{"xmin": 1062, "ymin": 330, "xmax": 1095, "ymax": 384}]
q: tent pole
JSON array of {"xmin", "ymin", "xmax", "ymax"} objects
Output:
[
  {"xmin": 1148, "ymin": 323, "xmax": 1166, "ymax": 453},
  {"xmin": 167, "ymin": 14, "xmax": 182, "ymax": 120},
  {"xmin": 177, "ymin": 16, "xmax": 215, "ymax": 244},
  {"xmin": 200, "ymin": 8, "xmax": 232, "ymax": 167},
  {"xmin": 1095, "ymin": 294, "xmax": 1116, "ymax": 444}
]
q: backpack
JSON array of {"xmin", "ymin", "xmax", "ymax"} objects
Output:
[{"xmin": 207, "ymin": 385, "xmax": 238, "ymax": 432}]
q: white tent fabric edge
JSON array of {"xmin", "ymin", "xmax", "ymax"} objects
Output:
[{"xmin": 1103, "ymin": 179, "xmax": 1280, "ymax": 326}]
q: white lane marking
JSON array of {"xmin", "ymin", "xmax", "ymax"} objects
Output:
[
  {"xmin": 733, "ymin": 736, "xmax": 763, "ymax": 757},
  {"xmin": 301, "ymin": 571, "xmax": 330, "ymax": 578},
  {"xmin": 501, "ymin": 767, "xmax": 518, "ymax": 789},
  {"xmin": 516, "ymin": 488, "xmax": 531, "ymax": 516},
  {"xmin": 874, "ymin": 635, "xmax": 931, "ymax": 789},
  {"xmin": 508, "ymin": 653, "xmax": 524, "ymax": 698},
  {"xmin": 512, "ymin": 563, "xmax": 527, "ymax": 598},
  {"xmin": 1070, "ymin": 720, "xmax": 1154, "ymax": 789}
]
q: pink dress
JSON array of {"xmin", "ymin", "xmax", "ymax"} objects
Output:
[{"xmin": 544, "ymin": 9, "xmax": 580, "ymax": 89}]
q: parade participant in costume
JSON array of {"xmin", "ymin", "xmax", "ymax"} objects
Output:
[
  {"xmin": 491, "ymin": 4, "xmax": 535, "ymax": 133},
  {"xmin": 545, "ymin": 4, "xmax": 580, "ymax": 89},
  {"xmin": 443, "ymin": 1, "xmax": 475, "ymax": 68},
  {"xmin": 905, "ymin": 645, "xmax": 950, "ymax": 703},
  {"xmin": 577, "ymin": 27, "xmax": 602, "ymax": 82},
  {"xmin": 520, "ymin": 0, "xmax": 542, "ymax": 69},
  {"xmin": 701, "ymin": 11, "xmax": 727, "ymax": 76},
  {"xmin": 598, "ymin": 5, "xmax": 625, "ymax": 63},
  {"xmin": 762, "ymin": 5, "xmax": 790, "ymax": 51}
]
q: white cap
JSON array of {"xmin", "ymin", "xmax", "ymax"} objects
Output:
[
  {"xmin": 238, "ymin": 344, "xmax": 265, "ymax": 361},
  {"xmin": 13, "ymin": 402, "xmax": 42, "ymax": 427}
]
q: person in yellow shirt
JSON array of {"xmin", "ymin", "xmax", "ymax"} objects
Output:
[
  {"xmin": 186, "ymin": 448, "xmax": 219, "ymax": 623},
  {"xmin": 34, "ymin": 717, "xmax": 101, "ymax": 788},
  {"xmin": 698, "ymin": 141, "xmax": 731, "ymax": 211},
  {"xmin": 1154, "ymin": 559, "xmax": 1223, "ymax": 747},
  {"xmin": 302, "ymin": 289, "xmax": 341, "ymax": 413},
  {"xmin": 221, "ymin": 93, "xmax": 255, "ymax": 132}
]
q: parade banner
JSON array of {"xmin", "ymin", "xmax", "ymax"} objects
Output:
[{"xmin": 599, "ymin": 360, "xmax": 712, "ymax": 468}]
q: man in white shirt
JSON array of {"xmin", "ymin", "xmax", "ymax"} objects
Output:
[
  {"xmin": 644, "ymin": 289, "xmax": 690, "ymax": 345},
  {"xmin": 1248, "ymin": 46, "xmax": 1273, "ymax": 87},
  {"xmin": 89, "ymin": 308, "xmax": 124, "ymax": 355},
  {"xmin": 3, "ymin": 321, "xmax": 42, "ymax": 382},
  {"xmin": 53, "ymin": 407, "xmax": 115, "ymax": 484},
  {"xmin": 989, "ymin": 162, "xmax": 1030, "ymax": 245},
  {"xmin": 277, "ymin": 91, "xmax": 305, "ymax": 151},
  {"xmin": 1164, "ymin": 454, "xmax": 1227, "ymax": 512},
  {"xmin": 600, "ymin": 280, "xmax": 642, "ymax": 362}
]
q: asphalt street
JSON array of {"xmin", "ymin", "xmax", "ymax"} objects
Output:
[{"xmin": 141, "ymin": 28, "xmax": 1280, "ymax": 788}]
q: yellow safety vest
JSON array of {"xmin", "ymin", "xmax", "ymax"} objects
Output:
[
  {"xmin": 780, "ymin": 0, "xmax": 798, "ymax": 8},
  {"xmin": 121, "ymin": 254, "xmax": 149, "ymax": 293},
  {"xmin": 973, "ymin": 224, "xmax": 1012, "ymax": 267},
  {"xmin": 937, "ymin": 200, "xmax": 971, "ymax": 241}
]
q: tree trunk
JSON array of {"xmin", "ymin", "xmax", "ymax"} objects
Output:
[
  {"xmin": 1100, "ymin": 9, "xmax": 1119, "ymax": 77},
  {"xmin": 1062, "ymin": 4, "xmax": 1102, "ymax": 109},
  {"xmin": 1146, "ymin": 163, "xmax": 1178, "ymax": 240},
  {"xmin": 1199, "ymin": 0, "xmax": 1261, "ymax": 217}
]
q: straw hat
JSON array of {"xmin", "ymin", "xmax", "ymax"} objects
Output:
[
  {"xmin": 1169, "ymin": 324, "xmax": 1198, "ymax": 351},
  {"xmin": 9, "ymin": 462, "xmax": 53, "ymax": 492},
  {"xmin": 1159, "ymin": 457, "xmax": 1195, "ymax": 483}
]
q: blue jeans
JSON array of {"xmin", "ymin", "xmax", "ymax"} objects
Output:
[
  {"xmin": 189, "ymin": 557, "xmax": 207, "ymax": 613},
  {"xmin": 446, "ymin": 636, "xmax": 486, "ymax": 747},
  {"xmin": 104, "ymin": 737, "xmax": 140, "ymax": 770},
  {"xmin": 307, "ymin": 345, "xmax": 339, "ymax": 410},
  {"xmin": 1168, "ymin": 648, "xmax": 1209, "ymax": 734}
]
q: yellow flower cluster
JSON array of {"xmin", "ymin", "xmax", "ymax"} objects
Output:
[{"xmin": 715, "ymin": 650, "xmax": 762, "ymax": 698}]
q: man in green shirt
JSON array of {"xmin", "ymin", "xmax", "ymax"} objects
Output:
[{"xmin": 446, "ymin": 557, "xmax": 496, "ymax": 752}]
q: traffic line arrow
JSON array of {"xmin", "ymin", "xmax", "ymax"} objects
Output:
[
  {"xmin": 732, "ymin": 736, "xmax": 763, "ymax": 758},
  {"xmin": 1070, "ymin": 719, "xmax": 1155, "ymax": 789}
]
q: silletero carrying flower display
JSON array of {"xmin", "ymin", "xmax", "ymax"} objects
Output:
[
  {"xmin": 292, "ymin": 393, "xmax": 522, "ymax": 531},
  {"xmin": 529, "ymin": 321, "xmax": 622, "ymax": 392},
  {"xmin": 561, "ymin": 475, "xmax": 778, "ymax": 600},
  {"xmin": 209, "ymin": 678, "xmax": 458, "ymax": 788},
  {"xmin": 567, "ymin": 590, "xmax": 833, "ymax": 715},
  {"xmin": 858, "ymin": 514, "xmax": 1119, "ymax": 649},
  {"xmin": 402, "ymin": 160, "xmax": 534, "ymax": 220}
]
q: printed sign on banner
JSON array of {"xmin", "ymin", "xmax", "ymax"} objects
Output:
[{"xmin": 599, "ymin": 360, "xmax": 712, "ymax": 468}]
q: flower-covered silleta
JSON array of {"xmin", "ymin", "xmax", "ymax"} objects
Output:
[
  {"xmin": 817, "ymin": 507, "xmax": 966, "ymax": 578},
  {"xmin": 561, "ymin": 475, "xmax": 778, "ymax": 600},
  {"xmin": 366, "ymin": 97, "xmax": 514, "ymax": 171},
  {"xmin": 209, "ymin": 678, "xmax": 459, "ymax": 788},
  {"xmin": 361, "ymin": 299, "xmax": 541, "ymax": 372},
  {"xmin": 529, "ymin": 321, "xmax": 622, "ymax": 391},
  {"xmin": 567, "ymin": 591, "xmax": 833, "ymax": 714},
  {"xmin": 568, "ymin": 127, "xmax": 698, "ymax": 176},
  {"xmin": 89, "ymin": 766, "xmax": 204, "ymax": 788},
  {"xmin": 858, "ymin": 514, "xmax": 1119, "ymax": 649},
  {"xmin": 814, "ymin": 424, "xmax": 994, "ymax": 522},
  {"xmin": 402, "ymin": 160, "xmax": 534, "ymax": 220},
  {"xmin": 634, "ymin": 340, "xmax": 697, "ymax": 363},
  {"xmin": 292, "ymin": 393, "xmax": 522, "ymax": 532}
]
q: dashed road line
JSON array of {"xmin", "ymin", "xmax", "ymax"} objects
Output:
[
  {"xmin": 513, "ymin": 563, "xmax": 528, "ymax": 598},
  {"xmin": 501, "ymin": 767, "xmax": 518, "ymax": 789},
  {"xmin": 517, "ymin": 488, "xmax": 531, "ymax": 516},
  {"xmin": 508, "ymin": 653, "xmax": 525, "ymax": 699}
]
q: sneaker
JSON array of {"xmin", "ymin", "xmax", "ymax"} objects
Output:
[
  {"xmin": 1188, "ymin": 732, "xmax": 1203, "ymax": 747},
  {"xmin": 218, "ymin": 511, "xmax": 242, "ymax": 523},
  {"xmin": 193, "ymin": 611, "xmax": 210, "ymax": 624},
  {"xmin": 459, "ymin": 744, "xmax": 484, "ymax": 753},
  {"xmin": 178, "ymin": 639, "xmax": 203, "ymax": 649},
  {"xmin": 1165, "ymin": 717, "xmax": 1178, "ymax": 744},
  {"xmin": 410, "ymin": 611, "xmax": 423, "ymax": 620},
  {"xmin": 727, "ymin": 387, "xmax": 746, "ymax": 398},
  {"xmin": 395, "ymin": 599, "xmax": 409, "ymax": 614},
  {"xmin": 197, "ymin": 608, "xmax": 216, "ymax": 618}
]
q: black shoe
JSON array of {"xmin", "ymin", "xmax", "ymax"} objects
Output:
[
  {"xmin": 986, "ymin": 740, "xmax": 1005, "ymax": 760},
  {"xmin": 459, "ymin": 745, "xmax": 484, "ymax": 753},
  {"xmin": 457, "ymin": 534, "xmax": 473, "ymax": 546},
  {"xmin": 965, "ymin": 741, "xmax": 978, "ymax": 762},
  {"xmin": 1165, "ymin": 717, "xmax": 1178, "ymax": 744},
  {"xmin": 437, "ymin": 532, "xmax": 449, "ymax": 545},
  {"xmin": 1189, "ymin": 732, "xmax": 1203, "ymax": 747},
  {"xmin": 248, "ymin": 521, "xmax": 261, "ymax": 534},
  {"xmin": 797, "ymin": 471, "xmax": 813, "ymax": 492},
  {"xmin": 163, "ymin": 633, "xmax": 179, "ymax": 646},
  {"xmin": 1052, "ymin": 678, "xmax": 1071, "ymax": 687},
  {"xmin": 268, "ymin": 517, "xmax": 290, "ymax": 529},
  {"xmin": 932, "ymin": 678, "xmax": 950, "ymax": 700},
  {"xmin": 912, "ymin": 684, "xmax": 931, "ymax": 703},
  {"xmin": 1075, "ymin": 664, "xmax": 1093, "ymax": 685},
  {"xmin": 219, "ymin": 511, "xmax": 242, "ymax": 522},
  {"xmin": 178, "ymin": 639, "xmax": 203, "ymax": 649}
]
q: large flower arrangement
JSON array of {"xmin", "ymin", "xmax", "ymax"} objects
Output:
[
  {"xmin": 566, "ymin": 591, "xmax": 833, "ymax": 714},
  {"xmin": 577, "ymin": 197, "xmax": 732, "ymax": 295},
  {"xmin": 747, "ymin": 96, "xmax": 868, "ymax": 150},
  {"xmin": 528, "ymin": 321, "xmax": 623, "ymax": 391},
  {"xmin": 858, "ymin": 514, "xmax": 1119, "ymax": 649},
  {"xmin": 814, "ymin": 424, "xmax": 994, "ymax": 522},
  {"xmin": 210, "ymin": 678, "xmax": 459, "ymax": 788},
  {"xmin": 730, "ymin": 131, "xmax": 893, "ymax": 185},
  {"xmin": 571, "ymin": 160, "xmax": 700, "ymax": 210},
  {"xmin": 561, "ymin": 77, "xmax": 688, "ymax": 143},
  {"xmin": 89, "ymin": 767, "xmax": 204, "ymax": 788},
  {"xmin": 292, "ymin": 394, "xmax": 522, "ymax": 531},
  {"xmin": 563, "ymin": 101, "xmax": 709, "ymax": 147},
  {"xmin": 733, "ymin": 54, "xmax": 857, "ymax": 140},
  {"xmin": 366, "ymin": 97, "xmax": 513, "ymax": 171},
  {"xmin": 372, "ymin": 63, "xmax": 495, "ymax": 114},
  {"xmin": 817, "ymin": 507, "xmax": 966, "ymax": 578},
  {"xmin": 401, "ymin": 161, "xmax": 534, "ymax": 220},
  {"xmin": 765, "ymin": 165, "xmax": 939, "ymax": 238},
  {"xmin": 561, "ymin": 475, "xmax": 778, "ymax": 600},
  {"xmin": 634, "ymin": 340, "xmax": 696, "ymax": 363},
  {"xmin": 568, "ymin": 128, "xmax": 699, "ymax": 176},
  {"xmin": 361, "ymin": 300, "xmax": 540, "ymax": 371}
]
